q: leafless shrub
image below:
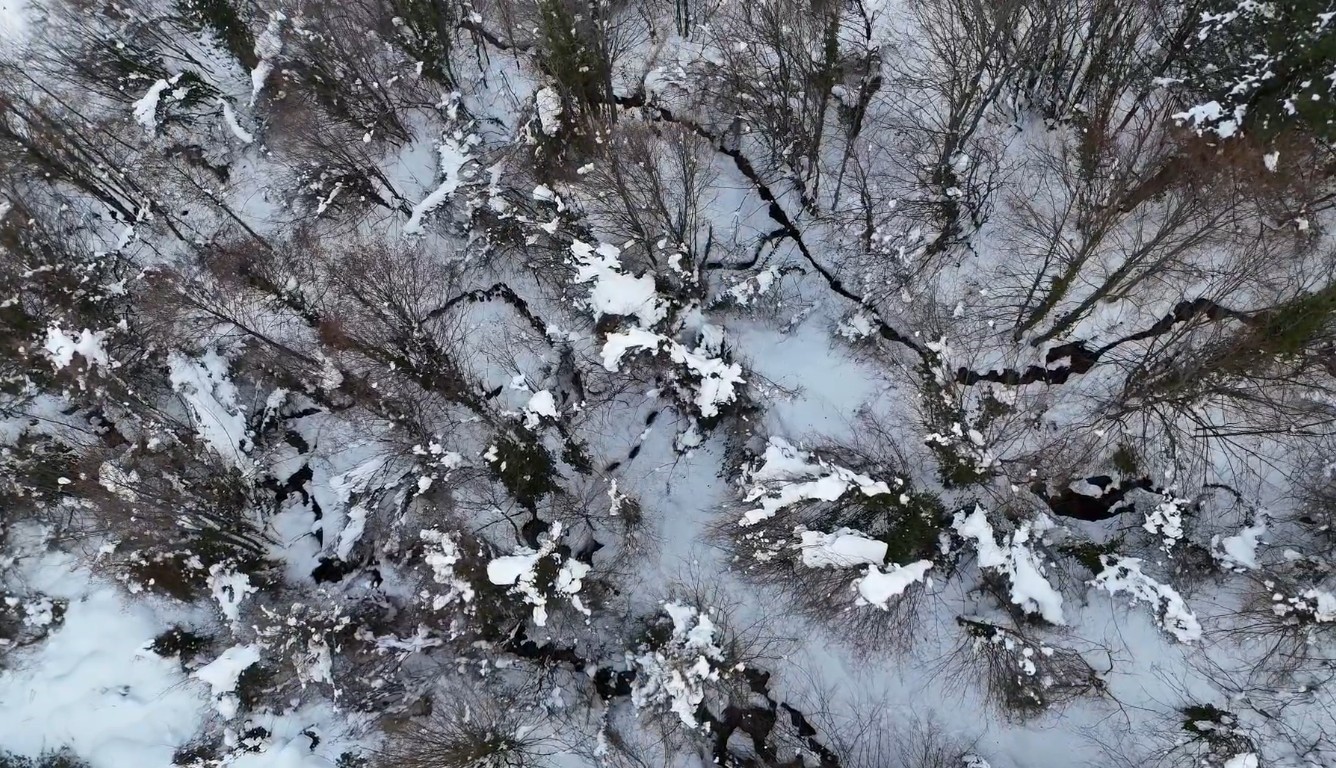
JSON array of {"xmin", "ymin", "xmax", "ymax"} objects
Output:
[
  {"xmin": 877, "ymin": 0, "xmax": 1036, "ymax": 256},
  {"xmin": 0, "ymin": 589, "xmax": 67, "ymax": 664},
  {"xmin": 823, "ymin": 710, "xmax": 981, "ymax": 768},
  {"xmin": 1210, "ymin": 570, "xmax": 1336, "ymax": 682},
  {"xmin": 377, "ymin": 682, "xmax": 555, "ymax": 768},
  {"xmin": 265, "ymin": 0, "xmax": 435, "ymax": 143},
  {"xmin": 83, "ymin": 441, "xmax": 273, "ymax": 570},
  {"xmin": 1119, "ymin": 703, "xmax": 1264, "ymax": 768},
  {"xmin": 166, "ymin": 232, "xmax": 497, "ymax": 436},
  {"xmin": 943, "ymin": 617, "xmax": 1104, "ymax": 719},
  {"xmin": 703, "ymin": 0, "xmax": 881, "ymax": 205},
  {"xmin": 274, "ymin": 115, "xmax": 415, "ymax": 220},
  {"xmin": 544, "ymin": 473, "xmax": 655, "ymax": 573},
  {"xmin": 1291, "ymin": 444, "xmax": 1336, "ymax": 557},
  {"xmin": 652, "ymin": 575, "xmax": 786, "ymax": 679},
  {"xmin": 724, "ymin": 524, "xmax": 938, "ymax": 654},
  {"xmin": 238, "ymin": 591, "xmax": 435, "ymax": 713},
  {"xmin": 618, "ymin": 576, "xmax": 788, "ymax": 752}
]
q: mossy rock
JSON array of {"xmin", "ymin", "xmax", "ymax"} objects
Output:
[
  {"xmin": 860, "ymin": 489, "xmax": 949, "ymax": 566},
  {"xmin": 1181, "ymin": 703, "xmax": 1234, "ymax": 736},
  {"xmin": 487, "ymin": 431, "xmax": 558, "ymax": 510},
  {"xmin": 1061, "ymin": 538, "xmax": 1123, "ymax": 576},
  {"xmin": 151, "ymin": 626, "xmax": 212, "ymax": 666},
  {"xmin": 235, "ymin": 663, "xmax": 273, "ymax": 713}
]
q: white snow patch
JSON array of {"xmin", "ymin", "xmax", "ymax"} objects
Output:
[
  {"xmin": 207, "ymin": 563, "xmax": 257, "ymax": 624},
  {"xmin": 1307, "ymin": 590, "xmax": 1336, "ymax": 622},
  {"xmin": 250, "ymin": 13, "xmax": 284, "ymax": 105},
  {"xmin": 0, "ymin": 547, "xmax": 207, "ymax": 768},
  {"xmin": 837, "ymin": 312, "xmax": 875, "ymax": 341},
  {"xmin": 855, "ymin": 560, "xmax": 933, "ymax": 608},
  {"xmin": 132, "ymin": 76, "xmax": 178, "ymax": 133},
  {"xmin": 1143, "ymin": 493, "xmax": 1187, "ymax": 551},
  {"xmin": 1091, "ymin": 555, "xmax": 1201, "ymax": 642},
  {"xmin": 484, "ymin": 524, "xmax": 580, "ymax": 626},
  {"xmin": 556, "ymin": 559, "xmax": 591, "ymax": 617},
  {"xmin": 721, "ymin": 266, "xmax": 780, "ymax": 306},
  {"xmin": 44, "ymin": 326, "xmax": 110, "ymax": 370},
  {"xmin": 403, "ymin": 133, "xmax": 475, "ymax": 235},
  {"xmin": 219, "ymin": 99, "xmax": 254, "ymax": 144},
  {"xmin": 487, "ymin": 551, "xmax": 543, "ymax": 587},
  {"xmin": 1173, "ymin": 99, "xmax": 1242, "ymax": 138},
  {"xmin": 419, "ymin": 528, "xmax": 474, "ymax": 605},
  {"xmin": 194, "ymin": 644, "xmax": 261, "ymax": 718},
  {"xmin": 601, "ymin": 329, "xmax": 745, "ymax": 418},
  {"xmin": 535, "ymin": 86, "xmax": 563, "ymax": 135},
  {"xmin": 953, "ymin": 506, "xmax": 1065, "ymax": 625},
  {"xmin": 1276, "ymin": 589, "xmax": 1336, "ymax": 623},
  {"xmin": 168, "ymin": 350, "xmax": 254, "ymax": 471},
  {"xmin": 631, "ymin": 602, "xmax": 725, "ymax": 728},
  {"xmin": 796, "ymin": 527, "xmax": 887, "ymax": 568},
  {"xmin": 334, "ymin": 505, "xmax": 368, "ymax": 560},
  {"xmin": 522, "ymin": 389, "xmax": 558, "ymax": 428},
  {"xmin": 1213, "ymin": 517, "xmax": 1266, "ymax": 570},
  {"xmin": 740, "ymin": 438, "xmax": 889, "ymax": 525},
  {"xmin": 571, "ymin": 240, "xmax": 665, "ymax": 328}
]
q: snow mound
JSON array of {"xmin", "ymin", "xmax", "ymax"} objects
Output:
[
  {"xmin": 535, "ymin": 86, "xmax": 563, "ymax": 135},
  {"xmin": 797, "ymin": 527, "xmax": 888, "ymax": 568},
  {"xmin": 601, "ymin": 329, "xmax": 745, "ymax": 418},
  {"xmin": 855, "ymin": 560, "xmax": 933, "ymax": 608},
  {"xmin": 740, "ymin": 438, "xmax": 890, "ymax": 525},
  {"xmin": 485, "ymin": 522, "xmax": 587, "ymax": 625},
  {"xmin": 1213, "ymin": 517, "xmax": 1266, "ymax": 571},
  {"xmin": 522, "ymin": 389, "xmax": 559, "ymax": 428},
  {"xmin": 953, "ymin": 506, "xmax": 1065, "ymax": 625},
  {"xmin": 631, "ymin": 602, "xmax": 727, "ymax": 728},
  {"xmin": 194, "ymin": 644, "xmax": 261, "ymax": 718},
  {"xmin": 44, "ymin": 326, "xmax": 110, "ymax": 370},
  {"xmin": 0, "ymin": 548, "xmax": 206, "ymax": 768},
  {"xmin": 571, "ymin": 240, "xmax": 665, "ymax": 328},
  {"xmin": 1091, "ymin": 555, "xmax": 1201, "ymax": 642}
]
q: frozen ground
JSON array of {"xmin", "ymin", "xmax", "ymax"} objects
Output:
[{"xmin": 1, "ymin": 0, "xmax": 1333, "ymax": 766}]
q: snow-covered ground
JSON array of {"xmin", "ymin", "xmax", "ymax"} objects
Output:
[
  {"xmin": 0, "ymin": 530, "xmax": 368, "ymax": 768},
  {"xmin": 2, "ymin": 0, "xmax": 1334, "ymax": 766}
]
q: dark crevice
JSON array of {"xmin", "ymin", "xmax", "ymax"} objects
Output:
[
  {"xmin": 1092, "ymin": 297, "xmax": 1257, "ymax": 353},
  {"xmin": 957, "ymin": 298, "xmax": 1257, "ymax": 386},
  {"xmin": 458, "ymin": 19, "xmax": 532, "ymax": 52},
  {"xmin": 955, "ymin": 340, "xmax": 1099, "ymax": 385},
  {"xmin": 614, "ymin": 93, "xmax": 1265, "ymax": 391},
  {"xmin": 424, "ymin": 281, "xmax": 549, "ymax": 338},
  {"xmin": 311, "ymin": 556, "xmax": 362, "ymax": 584},
  {"xmin": 1033, "ymin": 476, "xmax": 1159, "ymax": 521}
]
